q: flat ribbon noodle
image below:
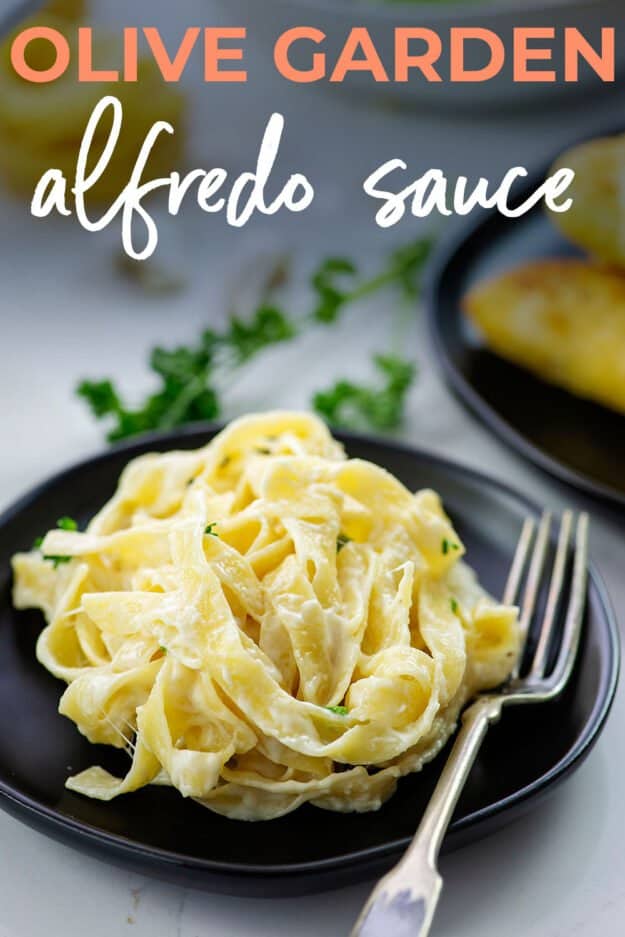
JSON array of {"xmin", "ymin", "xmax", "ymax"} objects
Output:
[{"xmin": 12, "ymin": 412, "xmax": 520, "ymax": 820}]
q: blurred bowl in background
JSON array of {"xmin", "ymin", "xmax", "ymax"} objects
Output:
[{"xmin": 215, "ymin": 0, "xmax": 622, "ymax": 109}]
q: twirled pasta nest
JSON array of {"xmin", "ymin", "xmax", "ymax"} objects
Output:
[{"xmin": 12, "ymin": 412, "xmax": 519, "ymax": 820}]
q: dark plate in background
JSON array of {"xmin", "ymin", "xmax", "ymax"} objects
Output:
[
  {"xmin": 427, "ymin": 130, "xmax": 625, "ymax": 509},
  {"xmin": 0, "ymin": 427, "xmax": 619, "ymax": 895}
]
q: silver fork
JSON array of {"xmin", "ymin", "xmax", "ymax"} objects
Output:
[{"xmin": 350, "ymin": 510, "xmax": 589, "ymax": 937}]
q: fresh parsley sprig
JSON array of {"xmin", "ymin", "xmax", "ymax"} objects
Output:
[
  {"xmin": 313, "ymin": 355, "xmax": 416, "ymax": 432},
  {"xmin": 309, "ymin": 236, "xmax": 433, "ymax": 324},
  {"xmin": 77, "ymin": 236, "xmax": 432, "ymax": 442},
  {"xmin": 310, "ymin": 258, "xmax": 359, "ymax": 324}
]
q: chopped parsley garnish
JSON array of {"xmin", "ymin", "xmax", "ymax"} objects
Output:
[
  {"xmin": 204, "ymin": 523, "xmax": 219, "ymax": 537},
  {"xmin": 57, "ymin": 516, "xmax": 78, "ymax": 531},
  {"xmin": 77, "ymin": 236, "xmax": 433, "ymax": 442},
  {"xmin": 442, "ymin": 539, "xmax": 460, "ymax": 556},
  {"xmin": 255, "ymin": 447, "xmax": 271, "ymax": 455},
  {"xmin": 46, "ymin": 555, "xmax": 72, "ymax": 569},
  {"xmin": 450, "ymin": 598, "xmax": 459, "ymax": 615},
  {"xmin": 159, "ymin": 646, "xmax": 168, "ymax": 655},
  {"xmin": 33, "ymin": 517, "xmax": 79, "ymax": 568},
  {"xmin": 336, "ymin": 534, "xmax": 352, "ymax": 553},
  {"xmin": 326, "ymin": 705, "xmax": 349, "ymax": 716}
]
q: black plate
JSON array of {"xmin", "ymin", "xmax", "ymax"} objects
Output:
[
  {"xmin": 0, "ymin": 427, "xmax": 619, "ymax": 896},
  {"xmin": 427, "ymin": 130, "xmax": 625, "ymax": 509}
]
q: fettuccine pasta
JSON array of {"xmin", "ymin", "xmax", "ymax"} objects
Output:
[{"xmin": 12, "ymin": 412, "xmax": 519, "ymax": 820}]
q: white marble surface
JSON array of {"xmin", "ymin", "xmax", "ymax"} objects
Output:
[{"xmin": 1, "ymin": 4, "xmax": 625, "ymax": 934}]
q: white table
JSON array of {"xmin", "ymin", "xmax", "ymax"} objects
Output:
[{"xmin": 1, "ymin": 5, "xmax": 624, "ymax": 933}]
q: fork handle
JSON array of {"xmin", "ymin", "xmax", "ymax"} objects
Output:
[
  {"xmin": 351, "ymin": 696, "xmax": 504, "ymax": 937},
  {"xmin": 409, "ymin": 695, "xmax": 504, "ymax": 868}
]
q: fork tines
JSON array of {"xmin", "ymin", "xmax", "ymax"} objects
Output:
[{"xmin": 505, "ymin": 510, "xmax": 589, "ymax": 697}]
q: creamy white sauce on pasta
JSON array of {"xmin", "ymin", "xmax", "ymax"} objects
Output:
[{"xmin": 12, "ymin": 412, "xmax": 519, "ymax": 821}]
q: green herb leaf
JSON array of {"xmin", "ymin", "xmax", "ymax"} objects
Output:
[
  {"xmin": 78, "ymin": 370, "xmax": 219, "ymax": 444},
  {"xmin": 76, "ymin": 380, "xmax": 121, "ymax": 419},
  {"xmin": 43, "ymin": 555, "xmax": 72, "ymax": 569},
  {"xmin": 311, "ymin": 257, "xmax": 358, "ymax": 324},
  {"xmin": 313, "ymin": 355, "xmax": 416, "ymax": 432},
  {"xmin": 450, "ymin": 598, "xmax": 459, "ymax": 615},
  {"xmin": 386, "ymin": 236, "xmax": 435, "ymax": 301},
  {"xmin": 336, "ymin": 534, "xmax": 352, "ymax": 553},
  {"xmin": 204, "ymin": 523, "xmax": 219, "ymax": 537},
  {"xmin": 33, "ymin": 517, "xmax": 78, "ymax": 566},
  {"xmin": 227, "ymin": 306, "xmax": 296, "ymax": 363},
  {"xmin": 342, "ymin": 235, "xmax": 434, "ymax": 306},
  {"xmin": 150, "ymin": 345, "xmax": 211, "ymax": 384},
  {"xmin": 78, "ymin": 236, "xmax": 433, "ymax": 444},
  {"xmin": 57, "ymin": 516, "xmax": 78, "ymax": 531},
  {"xmin": 326, "ymin": 705, "xmax": 349, "ymax": 716},
  {"xmin": 442, "ymin": 539, "xmax": 460, "ymax": 556}
]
